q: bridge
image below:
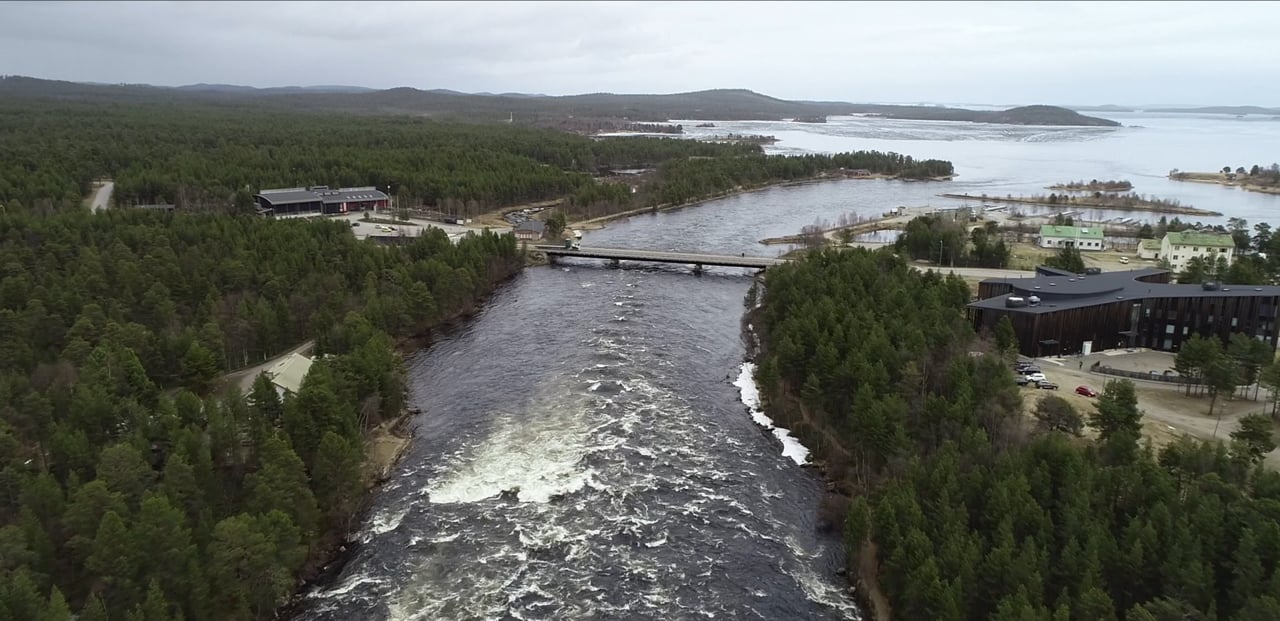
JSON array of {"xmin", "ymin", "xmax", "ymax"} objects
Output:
[{"xmin": 535, "ymin": 245, "xmax": 787, "ymax": 272}]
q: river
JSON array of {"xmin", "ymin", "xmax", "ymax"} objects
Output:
[{"xmin": 292, "ymin": 112, "xmax": 1279, "ymax": 620}]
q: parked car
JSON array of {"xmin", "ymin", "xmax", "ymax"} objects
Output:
[
  {"xmin": 1075, "ymin": 386, "xmax": 1098, "ymax": 397},
  {"xmin": 1015, "ymin": 376, "xmax": 1032, "ymax": 386},
  {"xmin": 1024, "ymin": 372, "xmax": 1047, "ymax": 382},
  {"xmin": 1119, "ymin": 257, "xmax": 1130, "ymax": 264},
  {"xmin": 1016, "ymin": 365, "xmax": 1041, "ymax": 375},
  {"xmin": 1036, "ymin": 381, "xmax": 1059, "ymax": 390}
]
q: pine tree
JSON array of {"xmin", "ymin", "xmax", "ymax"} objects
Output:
[
  {"xmin": 311, "ymin": 432, "xmax": 364, "ymax": 531},
  {"xmin": 244, "ymin": 435, "xmax": 319, "ymax": 538},
  {"xmin": 96, "ymin": 443, "xmax": 156, "ymax": 508},
  {"xmin": 1088, "ymin": 380, "xmax": 1142, "ymax": 461},
  {"xmin": 42, "ymin": 586, "xmax": 72, "ymax": 621},
  {"xmin": 133, "ymin": 495, "xmax": 198, "ymax": 617},
  {"xmin": 86, "ymin": 510, "xmax": 139, "ymax": 611}
]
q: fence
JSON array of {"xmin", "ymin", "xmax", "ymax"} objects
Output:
[{"xmin": 1092, "ymin": 362, "xmax": 1200, "ymax": 385}]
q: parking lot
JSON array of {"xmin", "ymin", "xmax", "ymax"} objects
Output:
[
  {"xmin": 1015, "ymin": 349, "xmax": 1280, "ymax": 468},
  {"xmin": 329, "ymin": 211, "xmax": 506, "ymax": 242}
]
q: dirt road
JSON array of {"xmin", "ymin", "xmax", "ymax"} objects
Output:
[
  {"xmin": 88, "ymin": 180, "xmax": 113, "ymax": 213},
  {"xmin": 219, "ymin": 340, "xmax": 316, "ymax": 396}
]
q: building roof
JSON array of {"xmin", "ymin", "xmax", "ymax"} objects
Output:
[
  {"xmin": 970, "ymin": 267, "xmax": 1280, "ymax": 315},
  {"xmin": 1039, "ymin": 225, "xmax": 1104, "ymax": 240},
  {"xmin": 255, "ymin": 186, "xmax": 388, "ymax": 207},
  {"xmin": 319, "ymin": 187, "xmax": 387, "ymax": 204},
  {"xmin": 1164, "ymin": 231, "xmax": 1235, "ymax": 248},
  {"xmin": 514, "ymin": 220, "xmax": 546, "ymax": 233},
  {"xmin": 267, "ymin": 353, "xmax": 313, "ymax": 394},
  {"xmin": 1139, "ymin": 239, "xmax": 1162, "ymax": 251}
]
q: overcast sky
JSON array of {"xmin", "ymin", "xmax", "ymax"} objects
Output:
[{"xmin": 2, "ymin": 1, "xmax": 1276, "ymax": 106}]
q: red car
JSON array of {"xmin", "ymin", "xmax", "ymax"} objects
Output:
[{"xmin": 1075, "ymin": 386, "xmax": 1098, "ymax": 397}]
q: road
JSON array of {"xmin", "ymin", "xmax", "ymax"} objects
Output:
[
  {"xmin": 88, "ymin": 180, "xmax": 113, "ymax": 213},
  {"xmin": 220, "ymin": 340, "xmax": 315, "ymax": 396}
]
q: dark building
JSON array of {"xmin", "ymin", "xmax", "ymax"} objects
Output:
[
  {"xmin": 969, "ymin": 266, "xmax": 1280, "ymax": 357},
  {"xmin": 513, "ymin": 220, "xmax": 546, "ymax": 240},
  {"xmin": 253, "ymin": 186, "xmax": 389, "ymax": 216}
]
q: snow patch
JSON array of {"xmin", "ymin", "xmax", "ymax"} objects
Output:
[{"xmin": 733, "ymin": 362, "xmax": 810, "ymax": 465}]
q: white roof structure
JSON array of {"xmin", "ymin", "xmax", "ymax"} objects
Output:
[{"xmin": 268, "ymin": 353, "xmax": 314, "ymax": 394}]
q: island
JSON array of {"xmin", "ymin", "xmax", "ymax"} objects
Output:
[
  {"xmin": 1047, "ymin": 179, "xmax": 1133, "ymax": 192},
  {"xmin": 792, "ymin": 116, "xmax": 827, "ymax": 123},
  {"xmin": 939, "ymin": 191, "xmax": 1222, "ymax": 216},
  {"xmin": 701, "ymin": 133, "xmax": 779, "ymax": 145},
  {"xmin": 1169, "ymin": 167, "xmax": 1280, "ymax": 195},
  {"xmin": 853, "ymin": 104, "xmax": 1120, "ymax": 127}
]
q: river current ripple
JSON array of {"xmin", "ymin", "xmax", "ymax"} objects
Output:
[{"xmin": 291, "ymin": 266, "xmax": 859, "ymax": 620}]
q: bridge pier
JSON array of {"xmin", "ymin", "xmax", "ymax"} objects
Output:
[
  {"xmin": 693, "ymin": 263, "xmax": 704, "ymax": 276},
  {"xmin": 609, "ymin": 258, "xmax": 620, "ymax": 269}
]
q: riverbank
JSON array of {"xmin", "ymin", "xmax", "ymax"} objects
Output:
[
  {"xmin": 939, "ymin": 192, "xmax": 1223, "ymax": 216},
  {"xmin": 1168, "ymin": 171, "xmax": 1280, "ymax": 195},
  {"xmin": 740, "ymin": 297, "xmax": 883, "ymax": 620},
  {"xmin": 286, "ymin": 260, "xmax": 525, "ymax": 610},
  {"xmin": 758, "ymin": 215, "xmax": 910, "ymax": 246},
  {"xmin": 570, "ymin": 172, "xmax": 932, "ymax": 231}
]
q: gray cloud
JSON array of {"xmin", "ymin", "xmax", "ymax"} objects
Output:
[{"xmin": 1, "ymin": 0, "xmax": 1276, "ymax": 105}]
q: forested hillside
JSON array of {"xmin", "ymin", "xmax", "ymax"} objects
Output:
[
  {"xmin": 754, "ymin": 249, "xmax": 1280, "ymax": 620},
  {"xmin": 0, "ymin": 209, "xmax": 524, "ymax": 619},
  {"xmin": 0, "ymin": 76, "xmax": 1122, "ymax": 127},
  {"xmin": 0, "ymin": 99, "xmax": 952, "ymax": 224},
  {"xmin": 0, "ymin": 100, "xmax": 759, "ymax": 211}
]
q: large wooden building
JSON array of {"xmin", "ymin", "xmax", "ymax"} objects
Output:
[
  {"xmin": 254, "ymin": 186, "xmax": 389, "ymax": 216},
  {"xmin": 969, "ymin": 266, "xmax": 1280, "ymax": 357}
]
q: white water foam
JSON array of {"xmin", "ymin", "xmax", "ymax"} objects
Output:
[
  {"xmin": 366, "ymin": 507, "xmax": 408, "ymax": 536},
  {"xmin": 424, "ymin": 400, "xmax": 601, "ymax": 504},
  {"xmin": 733, "ymin": 362, "xmax": 810, "ymax": 465}
]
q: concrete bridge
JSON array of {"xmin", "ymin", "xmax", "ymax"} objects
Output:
[{"xmin": 535, "ymin": 245, "xmax": 786, "ymax": 273}]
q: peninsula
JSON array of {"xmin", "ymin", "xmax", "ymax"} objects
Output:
[
  {"xmin": 940, "ymin": 192, "xmax": 1222, "ymax": 216},
  {"xmin": 1047, "ymin": 179, "xmax": 1133, "ymax": 192},
  {"xmin": 1169, "ymin": 169, "xmax": 1280, "ymax": 195}
]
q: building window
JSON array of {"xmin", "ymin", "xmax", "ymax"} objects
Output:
[{"xmin": 1165, "ymin": 324, "xmax": 1175, "ymax": 334}]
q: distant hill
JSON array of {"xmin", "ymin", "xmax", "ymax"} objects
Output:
[
  {"xmin": 1146, "ymin": 105, "xmax": 1280, "ymax": 116},
  {"xmin": 1068, "ymin": 104, "xmax": 1136, "ymax": 113},
  {"xmin": 844, "ymin": 103, "xmax": 1120, "ymax": 127},
  {"xmin": 176, "ymin": 83, "xmax": 376, "ymax": 95},
  {"xmin": 0, "ymin": 75, "xmax": 1120, "ymax": 126}
]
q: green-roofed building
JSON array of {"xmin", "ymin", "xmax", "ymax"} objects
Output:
[
  {"xmin": 1160, "ymin": 231, "xmax": 1236, "ymax": 272},
  {"xmin": 1038, "ymin": 225, "xmax": 1105, "ymax": 251}
]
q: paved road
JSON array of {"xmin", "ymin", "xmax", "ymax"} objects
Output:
[
  {"xmin": 88, "ymin": 181, "xmax": 113, "ymax": 213},
  {"xmin": 220, "ymin": 340, "xmax": 315, "ymax": 396},
  {"xmin": 537, "ymin": 245, "xmax": 786, "ymax": 269}
]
